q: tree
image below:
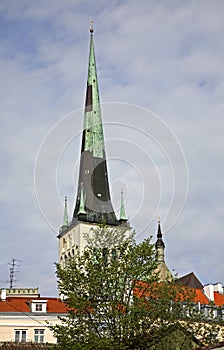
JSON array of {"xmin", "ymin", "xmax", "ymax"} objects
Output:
[{"xmin": 52, "ymin": 226, "xmax": 223, "ymax": 349}]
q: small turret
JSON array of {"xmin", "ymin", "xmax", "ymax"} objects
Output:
[
  {"xmin": 119, "ymin": 189, "xmax": 128, "ymax": 223},
  {"xmin": 77, "ymin": 183, "xmax": 86, "ymax": 215},
  {"xmin": 154, "ymin": 217, "xmax": 172, "ymax": 281},
  {"xmin": 61, "ymin": 196, "xmax": 69, "ymax": 229}
]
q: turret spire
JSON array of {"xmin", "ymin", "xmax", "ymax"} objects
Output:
[
  {"xmin": 73, "ymin": 23, "xmax": 118, "ymax": 225},
  {"xmin": 119, "ymin": 189, "xmax": 128, "ymax": 222},
  {"xmin": 77, "ymin": 183, "xmax": 86, "ymax": 215},
  {"xmin": 155, "ymin": 217, "xmax": 165, "ymax": 263},
  {"xmin": 62, "ymin": 196, "xmax": 68, "ymax": 227}
]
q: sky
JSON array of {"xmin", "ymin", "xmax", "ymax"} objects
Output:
[{"xmin": 0, "ymin": 0, "xmax": 223, "ymax": 296}]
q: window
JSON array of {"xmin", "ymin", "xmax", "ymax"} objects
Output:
[
  {"xmin": 15, "ymin": 330, "xmax": 27, "ymax": 342},
  {"xmin": 30, "ymin": 300, "xmax": 47, "ymax": 313},
  {"xmin": 34, "ymin": 329, "xmax": 44, "ymax": 343},
  {"xmin": 35, "ymin": 303, "xmax": 43, "ymax": 312}
]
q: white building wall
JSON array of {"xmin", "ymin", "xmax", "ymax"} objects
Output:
[{"xmin": 0, "ymin": 314, "xmax": 64, "ymax": 343}]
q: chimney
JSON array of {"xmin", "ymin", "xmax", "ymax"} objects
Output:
[
  {"xmin": 203, "ymin": 284, "xmax": 214, "ymax": 301},
  {"xmin": 213, "ymin": 283, "xmax": 223, "ymax": 294},
  {"xmin": 1, "ymin": 289, "xmax": 7, "ymax": 301}
]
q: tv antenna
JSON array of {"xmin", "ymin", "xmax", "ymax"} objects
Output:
[{"xmin": 9, "ymin": 258, "xmax": 21, "ymax": 289}]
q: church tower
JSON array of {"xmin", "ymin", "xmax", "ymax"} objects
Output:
[{"xmin": 58, "ymin": 22, "xmax": 129, "ymax": 266}]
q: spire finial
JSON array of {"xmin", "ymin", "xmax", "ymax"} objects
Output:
[
  {"xmin": 157, "ymin": 216, "xmax": 162, "ymax": 238},
  {"xmin": 90, "ymin": 19, "xmax": 94, "ymax": 33}
]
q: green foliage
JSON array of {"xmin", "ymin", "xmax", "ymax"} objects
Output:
[{"xmin": 52, "ymin": 226, "xmax": 224, "ymax": 349}]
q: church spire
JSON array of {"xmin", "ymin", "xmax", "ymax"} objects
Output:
[{"xmin": 73, "ymin": 22, "xmax": 118, "ymax": 225}]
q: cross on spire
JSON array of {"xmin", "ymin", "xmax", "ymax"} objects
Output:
[{"xmin": 90, "ymin": 19, "xmax": 94, "ymax": 33}]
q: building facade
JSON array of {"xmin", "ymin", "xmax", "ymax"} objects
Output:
[{"xmin": 0, "ymin": 289, "xmax": 67, "ymax": 344}]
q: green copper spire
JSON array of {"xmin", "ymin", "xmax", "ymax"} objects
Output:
[
  {"xmin": 73, "ymin": 22, "xmax": 119, "ymax": 226},
  {"xmin": 83, "ymin": 20, "xmax": 104, "ymax": 158},
  {"xmin": 63, "ymin": 196, "xmax": 68, "ymax": 227},
  {"xmin": 120, "ymin": 189, "xmax": 128, "ymax": 222}
]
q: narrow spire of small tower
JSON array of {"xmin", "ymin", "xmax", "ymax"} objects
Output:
[
  {"xmin": 154, "ymin": 217, "xmax": 173, "ymax": 281},
  {"xmin": 63, "ymin": 196, "xmax": 68, "ymax": 227},
  {"xmin": 119, "ymin": 189, "xmax": 128, "ymax": 222},
  {"xmin": 78, "ymin": 183, "xmax": 86, "ymax": 215},
  {"xmin": 155, "ymin": 216, "xmax": 165, "ymax": 262},
  {"xmin": 73, "ymin": 22, "xmax": 118, "ymax": 225}
]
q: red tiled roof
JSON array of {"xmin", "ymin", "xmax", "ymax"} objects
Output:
[
  {"xmin": 0, "ymin": 297, "xmax": 68, "ymax": 313},
  {"xmin": 46, "ymin": 298, "xmax": 68, "ymax": 313},
  {"xmin": 214, "ymin": 291, "xmax": 224, "ymax": 307},
  {"xmin": 134, "ymin": 281, "xmax": 210, "ymax": 305},
  {"xmin": 194, "ymin": 289, "xmax": 209, "ymax": 305},
  {"xmin": 1, "ymin": 290, "xmax": 223, "ymax": 314}
]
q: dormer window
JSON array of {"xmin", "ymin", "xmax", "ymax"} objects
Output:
[{"xmin": 30, "ymin": 300, "xmax": 47, "ymax": 313}]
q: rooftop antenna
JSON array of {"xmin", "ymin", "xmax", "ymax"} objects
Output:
[{"xmin": 9, "ymin": 258, "xmax": 21, "ymax": 289}]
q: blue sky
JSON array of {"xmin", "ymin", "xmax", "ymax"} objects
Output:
[{"xmin": 0, "ymin": 0, "xmax": 223, "ymax": 296}]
